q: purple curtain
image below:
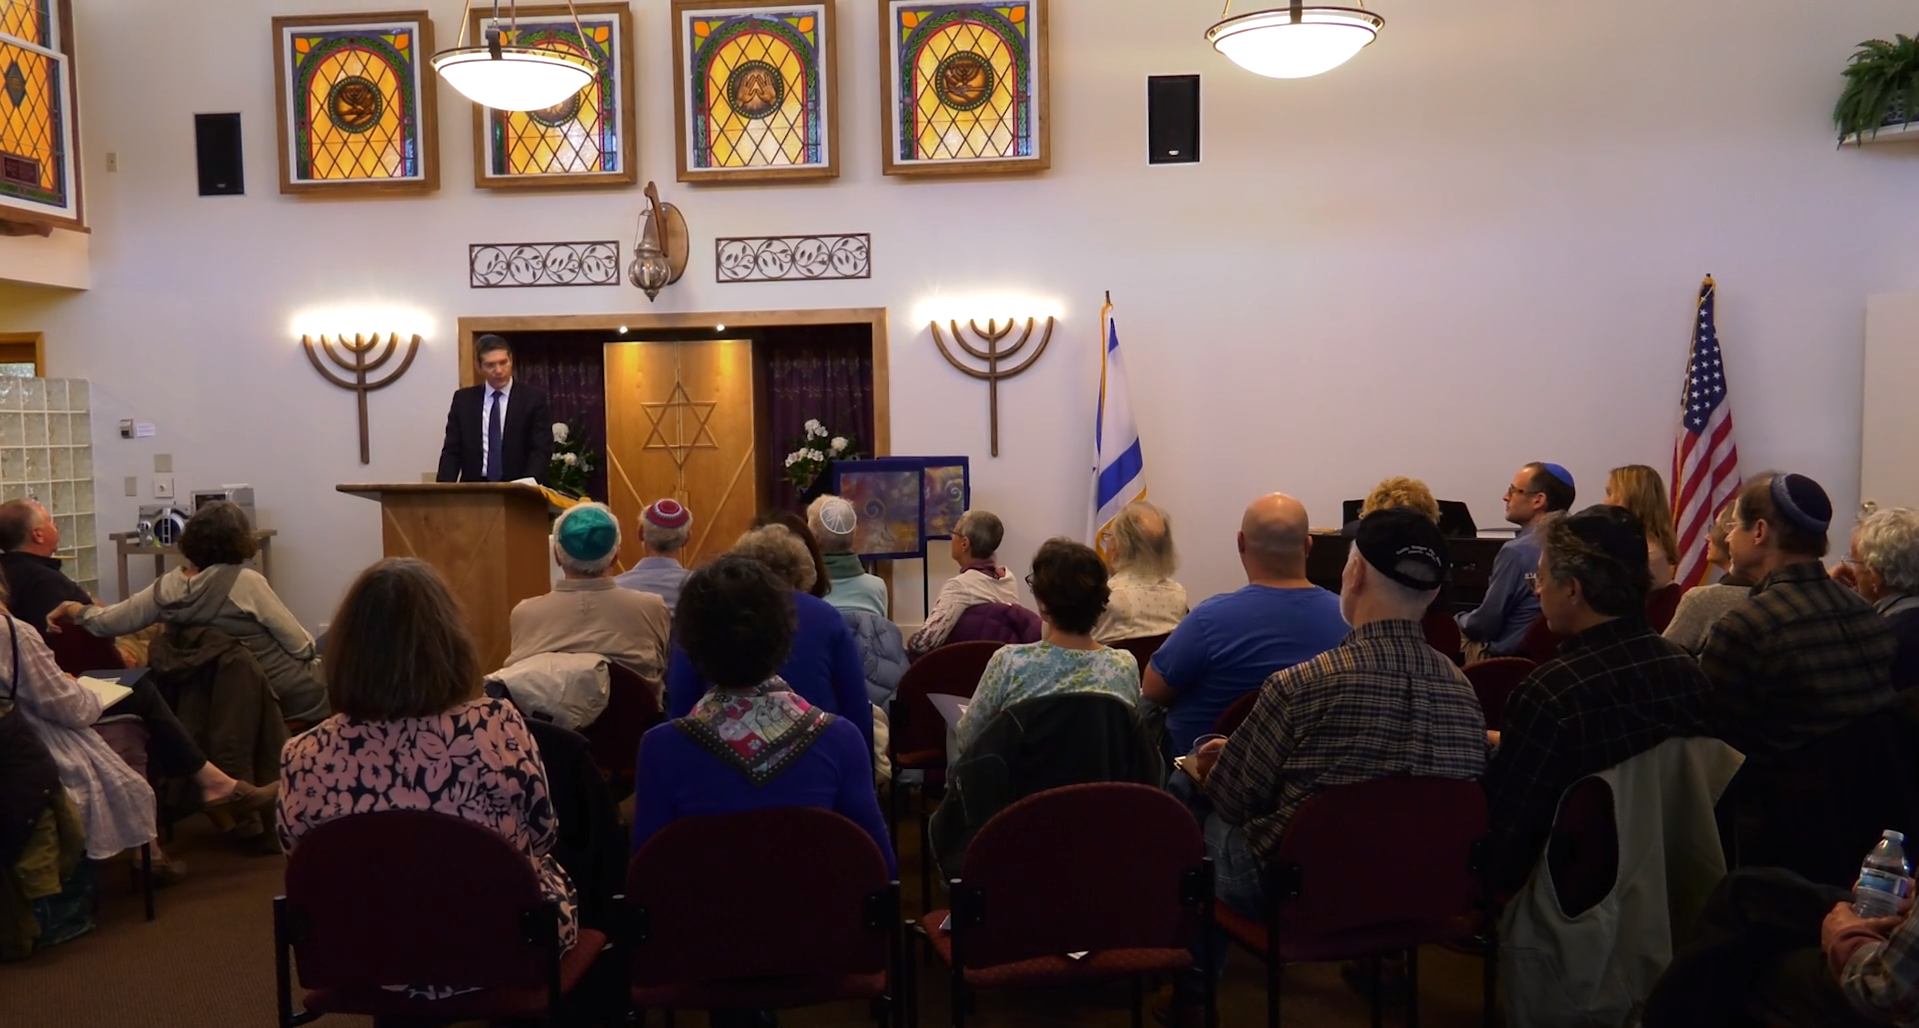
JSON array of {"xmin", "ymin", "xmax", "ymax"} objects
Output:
[
  {"xmin": 511, "ymin": 334, "xmax": 609, "ymax": 501},
  {"xmin": 762, "ymin": 325, "xmax": 875, "ymax": 513}
]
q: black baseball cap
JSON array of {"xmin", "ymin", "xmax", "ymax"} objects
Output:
[{"xmin": 1354, "ymin": 508, "xmax": 1449, "ymax": 591}]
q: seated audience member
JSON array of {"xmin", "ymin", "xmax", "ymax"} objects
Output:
[
  {"xmin": 907, "ymin": 510, "xmax": 1021, "ymax": 656},
  {"xmin": 808, "ymin": 495, "xmax": 889, "ymax": 619},
  {"xmin": 0, "ymin": 500, "xmax": 91, "ymax": 643},
  {"xmin": 49, "ymin": 501, "xmax": 329, "ymax": 723},
  {"xmin": 1702, "ymin": 473, "xmax": 1896, "ymax": 761},
  {"xmin": 666, "ymin": 526, "xmax": 872, "ymax": 754},
  {"xmin": 1360, "ymin": 475, "xmax": 1441, "ymax": 523},
  {"xmin": 1091, "ymin": 500, "xmax": 1189, "ymax": 645},
  {"xmin": 1184, "ymin": 509, "xmax": 1487, "ymax": 917},
  {"xmin": 1839, "ymin": 504, "xmax": 1919, "ymax": 691},
  {"xmin": 757, "ymin": 509, "xmax": 832, "ymax": 599},
  {"xmin": 1458, "ymin": 462, "xmax": 1576, "ymax": 661},
  {"xmin": 1605, "ymin": 464, "xmax": 1681, "ymax": 590},
  {"xmin": 954, "ymin": 539, "xmax": 1141, "ymax": 755},
  {"xmin": 277, "ymin": 559, "xmax": 579, "ymax": 957},
  {"xmin": 1143, "ymin": 494, "xmax": 1347, "ymax": 756},
  {"xmin": 5, "ymin": 581, "xmax": 275, "ymax": 875},
  {"xmin": 503, "ymin": 502, "xmax": 670, "ymax": 699},
  {"xmin": 1480, "ymin": 506, "xmax": 1715, "ymax": 892},
  {"xmin": 633, "ymin": 555, "xmax": 894, "ymax": 872},
  {"xmin": 844, "ymin": 607, "xmax": 908, "ymax": 708},
  {"xmin": 614, "ymin": 499, "xmax": 693, "ymax": 613},
  {"xmin": 1664, "ymin": 505, "xmax": 1752, "ymax": 654}
]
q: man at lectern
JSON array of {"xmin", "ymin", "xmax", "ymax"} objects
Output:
[{"xmin": 437, "ymin": 334, "xmax": 553, "ymax": 485}]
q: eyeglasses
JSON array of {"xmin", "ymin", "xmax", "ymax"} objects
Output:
[
  {"xmin": 1505, "ymin": 486, "xmax": 1538, "ymax": 500},
  {"xmin": 1524, "ymin": 572, "xmax": 1540, "ymax": 590},
  {"xmin": 1024, "ymin": 573, "xmax": 1034, "ymax": 587},
  {"xmin": 1841, "ymin": 557, "xmax": 1865, "ymax": 568}
]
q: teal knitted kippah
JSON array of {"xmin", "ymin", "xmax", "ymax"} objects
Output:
[{"xmin": 557, "ymin": 505, "xmax": 619, "ymax": 561}]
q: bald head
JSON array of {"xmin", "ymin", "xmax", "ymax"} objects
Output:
[
  {"xmin": 1238, "ymin": 493, "xmax": 1311, "ymax": 582},
  {"xmin": 0, "ymin": 499, "xmax": 52, "ymax": 555}
]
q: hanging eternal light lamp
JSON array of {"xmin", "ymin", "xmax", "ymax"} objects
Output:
[
  {"xmin": 432, "ymin": 1, "xmax": 597, "ymax": 112},
  {"xmin": 630, "ymin": 182, "xmax": 688, "ymax": 302},
  {"xmin": 1206, "ymin": 0, "xmax": 1384, "ymax": 79}
]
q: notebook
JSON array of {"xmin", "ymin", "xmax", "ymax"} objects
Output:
[{"xmin": 77, "ymin": 674, "xmax": 133, "ymax": 710}]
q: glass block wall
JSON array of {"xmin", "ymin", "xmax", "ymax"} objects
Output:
[{"xmin": 0, "ymin": 378, "xmax": 96, "ymax": 594}]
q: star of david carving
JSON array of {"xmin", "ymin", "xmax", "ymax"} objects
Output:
[{"xmin": 639, "ymin": 380, "xmax": 720, "ymax": 470}]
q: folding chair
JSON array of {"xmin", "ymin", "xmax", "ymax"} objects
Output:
[
  {"xmin": 1109, "ymin": 634, "xmax": 1172, "ymax": 680},
  {"xmin": 583, "ymin": 662, "xmax": 664, "ymax": 796},
  {"xmin": 887, "ymin": 640, "xmax": 1002, "ymax": 912},
  {"xmin": 1462, "ymin": 658, "xmax": 1536, "ymax": 734}
]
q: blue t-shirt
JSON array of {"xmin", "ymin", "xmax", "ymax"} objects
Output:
[{"xmin": 1149, "ymin": 584, "xmax": 1349, "ymax": 754}]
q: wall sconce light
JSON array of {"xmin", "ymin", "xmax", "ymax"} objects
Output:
[
  {"xmin": 930, "ymin": 317, "xmax": 1056, "ymax": 457},
  {"xmin": 302, "ymin": 332, "xmax": 422, "ymax": 464},
  {"xmin": 630, "ymin": 181, "xmax": 688, "ymax": 302}
]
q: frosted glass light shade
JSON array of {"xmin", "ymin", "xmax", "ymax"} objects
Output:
[
  {"xmin": 431, "ymin": 46, "xmax": 595, "ymax": 111},
  {"xmin": 1206, "ymin": 7, "xmax": 1384, "ymax": 79}
]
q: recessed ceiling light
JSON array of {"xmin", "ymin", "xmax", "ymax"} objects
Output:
[{"xmin": 617, "ymin": 325, "xmax": 628, "ymax": 333}]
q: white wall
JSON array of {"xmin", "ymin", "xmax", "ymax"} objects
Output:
[{"xmin": 3, "ymin": 0, "xmax": 1918, "ymax": 628}]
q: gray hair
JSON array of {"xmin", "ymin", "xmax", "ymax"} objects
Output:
[
  {"xmin": 643, "ymin": 520, "xmax": 690, "ymax": 554},
  {"xmin": 733, "ymin": 525, "xmax": 817, "ymax": 592},
  {"xmin": 954, "ymin": 509, "xmax": 1004, "ymax": 561},
  {"xmin": 806, "ymin": 494, "xmax": 855, "ymax": 554},
  {"xmin": 1111, "ymin": 501, "xmax": 1177, "ymax": 579},
  {"xmin": 1856, "ymin": 505, "xmax": 1919, "ymax": 595}
]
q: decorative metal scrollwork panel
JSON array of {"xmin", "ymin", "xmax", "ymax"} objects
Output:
[
  {"xmin": 716, "ymin": 233, "xmax": 872, "ymax": 283},
  {"xmin": 469, "ymin": 241, "xmax": 623, "ymax": 288}
]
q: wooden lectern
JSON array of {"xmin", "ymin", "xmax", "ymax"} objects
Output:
[{"xmin": 338, "ymin": 483, "xmax": 559, "ymax": 673}]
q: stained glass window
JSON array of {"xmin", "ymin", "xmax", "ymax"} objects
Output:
[
  {"xmin": 895, "ymin": 3, "xmax": 1032, "ymax": 162},
  {"xmin": 0, "ymin": 0, "xmax": 72, "ymax": 224},
  {"xmin": 688, "ymin": 10, "xmax": 824, "ymax": 169},
  {"xmin": 487, "ymin": 18, "xmax": 621, "ymax": 177},
  {"xmin": 289, "ymin": 27, "xmax": 421, "ymax": 181}
]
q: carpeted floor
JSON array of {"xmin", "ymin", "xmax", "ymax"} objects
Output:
[{"xmin": 0, "ymin": 813, "xmax": 1495, "ymax": 1027}]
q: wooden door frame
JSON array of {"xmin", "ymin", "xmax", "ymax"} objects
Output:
[{"xmin": 454, "ymin": 308, "xmax": 891, "ymax": 458}]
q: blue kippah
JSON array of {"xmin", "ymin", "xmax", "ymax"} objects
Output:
[
  {"xmin": 557, "ymin": 505, "xmax": 619, "ymax": 561},
  {"xmin": 1540, "ymin": 462, "xmax": 1576, "ymax": 490},
  {"xmin": 1768, "ymin": 473, "xmax": 1831, "ymax": 534}
]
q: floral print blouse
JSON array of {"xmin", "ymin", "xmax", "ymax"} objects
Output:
[
  {"xmin": 955, "ymin": 642, "xmax": 1140, "ymax": 755},
  {"xmin": 276, "ymin": 697, "xmax": 578, "ymax": 950}
]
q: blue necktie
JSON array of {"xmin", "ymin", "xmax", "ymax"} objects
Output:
[{"xmin": 486, "ymin": 389, "xmax": 504, "ymax": 482}]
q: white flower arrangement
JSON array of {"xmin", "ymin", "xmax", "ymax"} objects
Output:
[
  {"xmin": 552, "ymin": 422, "xmax": 570, "ymax": 444},
  {"xmin": 785, "ymin": 422, "xmax": 857, "ymax": 489}
]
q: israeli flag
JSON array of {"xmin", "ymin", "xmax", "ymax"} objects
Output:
[{"xmin": 1090, "ymin": 300, "xmax": 1146, "ymax": 560}]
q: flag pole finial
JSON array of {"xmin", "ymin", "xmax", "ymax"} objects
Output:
[{"xmin": 1105, "ymin": 290, "xmax": 1112, "ymax": 304}]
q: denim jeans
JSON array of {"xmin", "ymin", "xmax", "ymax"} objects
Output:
[{"xmin": 1169, "ymin": 769, "xmax": 1264, "ymax": 977}]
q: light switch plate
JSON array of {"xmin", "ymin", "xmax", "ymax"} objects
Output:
[
  {"xmin": 153, "ymin": 477, "xmax": 173, "ymax": 499},
  {"xmin": 154, "ymin": 453, "xmax": 172, "ymax": 473},
  {"xmin": 123, "ymin": 476, "xmax": 138, "ymax": 497}
]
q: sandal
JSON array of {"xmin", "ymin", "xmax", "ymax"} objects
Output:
[{"xmin": 205, "ymin": 779, "xmax": 279, "ymax": 816}]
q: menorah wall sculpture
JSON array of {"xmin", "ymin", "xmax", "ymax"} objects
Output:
[
  {"xmin": 302, "ymin": 333, "xmax": 422, "ymax": 464},
  {"xmin": 930, "ymin": 317, "xmax": 1056, "ymax": 457}
]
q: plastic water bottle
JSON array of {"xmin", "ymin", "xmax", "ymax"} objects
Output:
[{"xmin": 1854, "ymin": 830, "xmax": 1914, "ymax": 919}]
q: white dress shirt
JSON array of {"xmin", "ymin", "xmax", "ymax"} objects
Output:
[{"xmin": 480, "ymin": 379, "xmax": 513, "ymax": 474}]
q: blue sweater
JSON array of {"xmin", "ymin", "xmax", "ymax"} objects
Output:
[
  {"xmin": 631, "ymin": 716, "xmax": 897, "ymax": 875},
  {"xmin": 666, "ymin": 590, "xmax": 874, "ymax": 754}
]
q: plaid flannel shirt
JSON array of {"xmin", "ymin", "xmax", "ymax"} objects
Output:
[
  {"xmin": 1481, "ymin": 616, "xmax": 1715, "ymax": 891},
  {"xmin": 1205, "ymin": 619, "xmax": 1487, "ymax": 861},
  {"xmin": 1700, "ymin": 561, "xmax": 1897, "ymax": 760},
  {"xmin": 1840, "ymin": 910, "xmax": 1919, "ymax": 1022}
]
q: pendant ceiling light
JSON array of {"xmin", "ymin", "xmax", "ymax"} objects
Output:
[
  {"xmin": 1206, "ymin": 0, "xmax": 1384, "ymax": 79},
  {"xmin": 433, "ymin": 1, "xmax": 597, "ymax": 112}
]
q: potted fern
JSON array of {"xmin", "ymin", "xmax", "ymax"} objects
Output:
[{"xmin": 1836, "ymin": 34, "xmax": 1919, "ymax": 144}]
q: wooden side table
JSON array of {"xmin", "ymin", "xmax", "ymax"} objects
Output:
[{"xmin": 108, "ymin": 529, "xmax": 276, "ymax": 600}]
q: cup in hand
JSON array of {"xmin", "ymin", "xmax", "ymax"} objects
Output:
[{"xmin": 1187, "ymin": 733, "xmax": 1229, "ymax": 780}]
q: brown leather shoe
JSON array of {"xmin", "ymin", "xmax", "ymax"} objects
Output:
[{"xmin": 206, "ymin": 779, "xmax": 279, "ymax": 816}]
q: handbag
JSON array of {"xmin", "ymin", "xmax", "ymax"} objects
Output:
[{"xmin": 0, "ymin": 615, "xmax": 62, "ymax": 869}]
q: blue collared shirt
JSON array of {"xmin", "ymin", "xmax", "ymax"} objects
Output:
[
  {"xmin": 615, "ymin": 556, "xmax": 689, "ymax": 613},
  {"xmin": 1457, "ymin": 523, "xmax": 1543, "ymax": 656}
]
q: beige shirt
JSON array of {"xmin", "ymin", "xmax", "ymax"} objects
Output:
[
  {"xmin": 1092, "ymin": 571, "xmax": 1189, "ymax": 645},
  {"xmin": 505, "ymin": 577, "xmax": 671, "ymax": 698}
]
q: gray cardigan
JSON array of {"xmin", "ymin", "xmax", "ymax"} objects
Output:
[{"xmin": 1662, "ymin": 582, "xmax": 1754, "ymax": 655}]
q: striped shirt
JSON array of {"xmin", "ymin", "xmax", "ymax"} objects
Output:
[
  {"xmin": 1205, "ymin": 619, "xmax": 1487, "ymax": 861},
  {"xmin": 1700, "ymin": 561, "xmax": 1897, "ymax": 760}
]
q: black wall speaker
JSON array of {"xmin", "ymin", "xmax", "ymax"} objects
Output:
[
  {"xmin": 194, "ymin": 113, "xmax": 244, "ymax": 196},
  {"xmin": 1147, "ymin": 75, "xmax": 1200, "ymax": 165}
]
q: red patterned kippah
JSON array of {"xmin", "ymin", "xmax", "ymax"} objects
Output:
[{"xmin": 645, "ymin": 499, "xmax": 690, "ymax": 529}]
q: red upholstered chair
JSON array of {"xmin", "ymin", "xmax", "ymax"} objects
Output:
[
  {"xmin": 1645, "ymin": 583, "xmax": 1686, "ymax": 634},
  {"xmin": 1214, "ymin": 777, "xmax": 1490, "ymax": 1028},
  {"xmin": 1109, "ymin": 633, "xmax": 1171, "ymax": 680},
  {"xmin": 1546, "ymin": 777, "xmax": 1618, "ymax": 919},
  {"xmin": 1517, "ymin": 617, "xmax": 1562, "ymax": 665},
  {"xmin": 50, "ymin": 627, "xmax": 128, "ymax": 677},
  {"xmin": 621, "ymin": 807, "xmax": 902, "ymax": 1026},
  {"xmin": 887, "ymin": 640, "xmax": 1002, "ymax": 912},
  {"xmin": 919, "ymin": 782, "xmax": 1214, "ymax": 1028},
  {"xmin": 1213, "ymin": 689, "xmax": 1261, "ymax": 737},
  {"xmin": 273, "ymin": 810, "xmax": 605, "ymax": 1028},
  {"xmin": 1422, "ymin": 608, "xmax": 1463, "ymax": 664},
  {"xmin": 583, "ymin": 663, "xmax": 663, "ymax": 796},
  {"xmin": 1464, "ymin": 657, "xmax": 1536, "ymax": 734}
]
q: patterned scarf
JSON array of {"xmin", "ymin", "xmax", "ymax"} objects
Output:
[{"xmin": 676, "ymin": 677, "xmax": 834, "ymax": 785}]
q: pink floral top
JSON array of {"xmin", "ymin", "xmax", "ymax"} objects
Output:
[{"xmin": 276, "ymin": 697, "xmax": 577, "ymax": 950}]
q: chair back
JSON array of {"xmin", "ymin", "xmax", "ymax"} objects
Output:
[
  {"xmin": 1546, "ymin": 776, "xmax": 1618, "ymax": 918},
  {"xmin": 51, "ymin": 628, "xmax": 127, "ymax": 677},
  {"xmin": 1645, "ymin": 584, "xmax": 1686, "ymax": 634},
  {"xmin": 951, "ymin": 782, "xmax": 1203, "ymax": 967},
  {"xmin": 1517, "ymin": 617, "xmax": 1562, "ymax": 665},
  {"xmin": 1271, "ymin": 777, "xmax": 1486, "ymax": 942},
  {"xmin": 624, "ymin": 807, "xmax": 891, "ymax": 984},
  {"xmin": 585, "ymin": 663, "xmax": 663, "ymax": 783},
  {"xmin": 1212, "ymin": 689, "xmax": 1260, "ymax": 737},
  {"xmin": 1421, "ymin": 608, "xmax": 1463, "ymax": 663},
  {"xmin": 1463, "ymin": 657, "xmax": 1536, "ymax": 733},
  {"xmin": 948, "ymin": 603, "xmax": 1042, "ymax": 646},
  {"xmin": 282, "ymin": 810, "xmax": 556, "ymax": 991},
  {"xmin": 889, "ymin": 640, "xmax": 1002, "ymax": 768},
  {"xmin": 1110, "ymin": 634, "xmax": 1171, "ymax": 679}
]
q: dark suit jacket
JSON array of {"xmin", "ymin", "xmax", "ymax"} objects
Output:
[{"xmin": 436, "ymin": 382, "xmax": 552, "ymax": 484}]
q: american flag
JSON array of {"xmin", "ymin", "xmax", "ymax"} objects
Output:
[{"xmin": 1671, "ymin": 275, "xmax": 1741, "ymax": 588}]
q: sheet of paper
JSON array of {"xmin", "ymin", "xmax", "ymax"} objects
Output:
[
  {"xmin": 928, "ymin": 693, "xmax": 970, "ymax": 727},
  {"xmin": 77, "ymin": 675, "xmax": 133, "ymax": 710}
]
